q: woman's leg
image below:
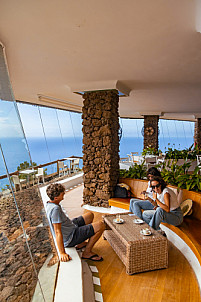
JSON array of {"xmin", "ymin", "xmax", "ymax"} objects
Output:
[
  {"xmin": 160, "ymin": 207, "xmax": 183, "ymax": 226},
  {"xmin": 129, "ymin": 199, "xmax": 154, "ymax": 219},
  {"xmin": 142, "ymin": 210, "xmax": 155, "ymax": 225},
  {"xmin": 148, "ymin": 207, "xmax": 183, "ymax": 230}
]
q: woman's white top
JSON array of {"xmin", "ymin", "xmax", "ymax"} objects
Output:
[
  {"xmin": 157, "ymin": 187, "xmax": 179, "ymax": 211},
  {"xmin": 147, "ymin": 181, "xmax": 152, "ymax": 192},
  {"xmin": 146, "ymin": 181, "xmax": 153, "ymax": 198}
]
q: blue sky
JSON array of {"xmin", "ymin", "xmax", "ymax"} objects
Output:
[
  {"xmin": 0, "ymin": 100, "xmax": 195, "ymax": 139},
  {"xmin": 120, "ymin": 117, "xmax": 194, "ymax": 138},
  {"xmin": 17, "ymin": 103, "xmax": 82, "ymax": 138},
  {"xmin": 0, "ymin": 101, "xmax": 24, "ymax": 138}
]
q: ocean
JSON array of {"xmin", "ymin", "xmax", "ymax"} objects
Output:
[{"xmin": 0, "ymin": 136, "xmax": 194, "ymax": 190}]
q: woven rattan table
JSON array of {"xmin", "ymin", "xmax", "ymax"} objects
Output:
[{"xmin": 103, "ymin": 213, "xmax": 168, "ymax": 275}]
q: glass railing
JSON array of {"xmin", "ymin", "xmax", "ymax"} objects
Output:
[
  {"xmin": 0, "ymin": 102, "xmax": 49, "ymax": 301},
  {"xmin": 0, "ymin": 44, "xmax": 48, "ymax": 301}
]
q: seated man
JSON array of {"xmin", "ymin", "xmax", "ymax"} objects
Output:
[{"xmin": 46, "ymin": 183, "xmax": 105, "ymax": 262}]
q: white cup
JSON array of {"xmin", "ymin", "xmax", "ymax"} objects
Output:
[{"xmin": 143, "ymin": 228, "xmax": 150, "ymax": 234}]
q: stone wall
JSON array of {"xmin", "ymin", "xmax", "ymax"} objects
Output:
[
  {"xmin": 0, "ymin": 187, "xmax": 54, "ymax": 302},
  {"xmin": 143, "ymin": 115, "xmax": 159, "ymax": 150},
  {"xmin": 82, "ymin": 90, "xmax": 119, "ymax": 207}
]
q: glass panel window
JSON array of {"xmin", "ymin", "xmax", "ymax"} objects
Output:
[
  {"xmin": 0, "ymin": 100, "xmax": 31, "ymax": 189},
  {"xmin": 159, "ymin": 119, "xmax": 194, "ymax": 151},
  {"xmin": 119, "ymin": 118, "xmax": 143, "ymax": 157}
]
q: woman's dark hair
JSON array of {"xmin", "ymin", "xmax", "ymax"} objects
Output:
[
  {"xmin": 150, "ymin": 176, "xmax": 167, "ymax": 192},
  {"xmin": 46, "ymin": 183, "xmax": 65, "ymax": 201},
  {"xmin": 147, "ymin": 167, "xmax": 161, "ymax": 178}
]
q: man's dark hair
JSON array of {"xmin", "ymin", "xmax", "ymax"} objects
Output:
[
  {"xmin": 147, "ymin": 167, "xmax": 161, "ymax": 178},
  {"xmin": 46, "ymin": 183, "xmax": 65, "ymax": 201},
  {"xmin": 150, "ymin": 176, "xmax": 167, "ymax": 191}
]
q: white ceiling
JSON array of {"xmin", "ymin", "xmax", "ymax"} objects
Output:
[{"xmin": 0, "ymin": 0, "xmax": 201, "ymax": 120}]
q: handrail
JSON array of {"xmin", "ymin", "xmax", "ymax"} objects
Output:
[{"xmin": 0, "ymin": 156, "xmax": 83, "ymax": 180}]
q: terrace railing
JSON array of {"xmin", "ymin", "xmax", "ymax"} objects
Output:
[{"xmin": 0, "ymin": 156, "xmax": 83, "ymax": 191}]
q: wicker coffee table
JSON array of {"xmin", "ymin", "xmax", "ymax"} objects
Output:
[{"xmin": 103, "ymin": 213, "xmax": 168, "ymax": 275}]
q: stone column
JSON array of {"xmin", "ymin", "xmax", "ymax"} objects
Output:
[
  {"xmin": 194, "ymin": 118, "xmax": 201, "ymax": 148},
  {"xmin": 143, "ymin": 115, "xmax": 159, "ymax": 150},
  {"xmin": 82, "ymin": 90, "xmax": 119, "ymax": 207}
]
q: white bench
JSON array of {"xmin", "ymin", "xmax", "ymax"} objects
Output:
[{"xmin": 39, "ymin": 174, "xmax": 84, "ymax": 302}]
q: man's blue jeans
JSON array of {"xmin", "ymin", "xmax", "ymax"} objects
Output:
[{"xmin": 129, "ymin": 199, "xmax": 183, "ymax": 230}]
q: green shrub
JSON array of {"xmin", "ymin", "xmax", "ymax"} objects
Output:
[
  {"xmin": 17, "ymin": 161, "xmax": 37, "ymax": 179},
  {"xmin": 17, "ymin": 161, "xmax": 37, "ymax": 171},
  {"xmin": 141, "ymin": 146, "xmax": 161, "ymax": 156},
  {"xmin": 119, "ymin": 162, "xmax": 147, "ymax": 180},
  {"xmin": 120, "ymin": 160, "xmax": 201, "ymax": 192},
  {"xmin": 165, "ymin": 144, "xmax": 201, "ymax": 160},
  {"xmin": 161, "ymin": 161, "xmax": 201, "ymax": 191}
]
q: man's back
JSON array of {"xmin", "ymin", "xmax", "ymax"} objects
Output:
[{"xmin": 46, "ymin": 202, "xmax": 76, "ymax": 246}]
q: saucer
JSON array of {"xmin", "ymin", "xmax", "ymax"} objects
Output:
[
  {"xmin": 113, "ymin": 218, "xmax": 124, "ymax": 224},
  {"xmin": 140, "ymin": 229, "xmax": 152, "ymax": 236},
  {"xmin": 133, "ymin": 218, "xmax": 144, "ymax": 224}
]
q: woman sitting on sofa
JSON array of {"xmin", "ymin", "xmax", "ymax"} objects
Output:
[
  {"xmin": 130, "ymin": 176, "xmax": 183, "ymax": 231},
  {"xmin": 140, "ymin": 167, "xmax": 161, "ymax": 198},
  {"xmin": 129, "ymin": 167, "xmax": 161, "ymax": 213}
]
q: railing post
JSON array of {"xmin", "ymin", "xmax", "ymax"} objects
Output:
[{"xmin": 57, "ymin": 160, "xmax": 59, "ymax": 175}]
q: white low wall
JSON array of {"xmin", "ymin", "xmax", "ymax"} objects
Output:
[
  {"xmin": 59, "ymin": 172, "xmax": 83, "ymax": 190},
  {"xmin": 39, "ymin": 173, "xmax": 83, "ymax": 204},
  {"xmin": 39, "ymin": 173, "xmax": 84, "ymax": 302},
  {"xmin": 54, "ymin": 248, "xmax": 83, "ymax": 302}
]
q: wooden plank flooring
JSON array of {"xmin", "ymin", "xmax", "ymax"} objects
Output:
[{"xmin": 62, "ymin": 185, "xmax": 201, "ymax": 302}]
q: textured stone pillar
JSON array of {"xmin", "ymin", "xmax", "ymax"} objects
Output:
[
  {"xmin": 143, "ymin": 115, "xmax": 159, "ymax": 150},
  {"xmin": 194, "ymin": 118, "xmax": 201, "ymax": 148},
  {"xmin": 194, "ymin": 120, "xmax": 197, "ymax": 146},
  {"xmin": 82, "ymin": 90, "xmax": 119, "ymax": 207}
]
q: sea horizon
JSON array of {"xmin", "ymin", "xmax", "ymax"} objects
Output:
[{"xmin": 0, "ymin": 135, "xmax": 194, "ymax": 189}]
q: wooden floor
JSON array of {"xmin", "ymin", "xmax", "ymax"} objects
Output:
[{"xmin": 62, "ymin": 185, "xmax": 201, "ymax": 302}]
